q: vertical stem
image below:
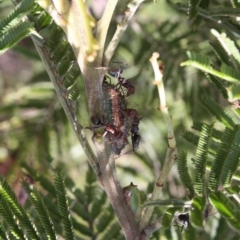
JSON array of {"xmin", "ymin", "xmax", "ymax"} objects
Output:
[
  {"xmin": 93, "ymin": 136, "xmax": 141, "ymax": 240},
  {"xmin": 139, "ymin": 53, "xmax": 178, "ymax": 231}
]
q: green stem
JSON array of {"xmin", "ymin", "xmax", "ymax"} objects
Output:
[
  {"xmin": 96, "ymin": 0, "xmax": 119, "ymax": 61},
  {"xmin": 104, "ymin": 0, "xmax": 145, "ymax": 65},
  {"xmin": 139, "ymin": 53, "xmax": 177, "ymax": 231}
]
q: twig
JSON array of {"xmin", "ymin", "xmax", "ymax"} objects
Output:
[
  {"xmin": 104, "ymin": 0, "xmax": 145, "ymax": 65},
  {"xmin": 139, "ymin": 52, "xmax": 177, "ymax": 231},
  {"xmin": 32, "ymin": 37, "xmax": 100, "ymax": 176},
  {"xmin": 96, "ymin": 0, "xmax": 119, "ymax": 60}
]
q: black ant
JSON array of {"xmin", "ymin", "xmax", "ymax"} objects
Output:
[
  {"xmin": 174, "ymin": 212, "xmax": 190, "ymax": 233},
  {"xmin": 131, "ymin": 134, "xmax": 141, "ymax": 150},
  {"xmin": 115, "ymin": 76, "xmax": 135, "ymax": 97},
  {"xmin": 125, "ymin": 108, "xmax": 142, "ymax": 150},
  {"xmin": 96, "ymin": 64, "xmax": 135, "ymax": 97}
]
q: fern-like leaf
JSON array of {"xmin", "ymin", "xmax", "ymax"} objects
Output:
[
  {"xmin": 211, "ymin": 29, "xmax": 240, "ymax": 68},
  {"xmin": 177, "ymin": 151, "xmax": 195, "ymax": 199},
  {"xmin": 194, "ymin": 123, "xmax": 213, "ymax": 196},
  {"xmin": 200, "ymin": 96, "xmax": 237, "ymax": 128},
  {"xmin": 64, "ymin": 65, "xmax": 81, "ymax": 89},
  {"xmin": 99, "ymin": 221, "xmax": 121, "ymax": 240},
  {"xmin": 51, "ymin": 41, "xmax": 70, "ymax": 64},
  {"xmin": 71, "ymin": 217, "xmax": 93, "ymax": 237},
  {"xmin": 209, "ymin": 191, "xmax": 240, "ymax": 232},
  {"xmin": 0, "ymin": 198, "xmax": 25, "ymax": 239},
  {"xmin": 208, "ymin": 127, "xmax": 236, "ymax": 191},
  {"xmin": 181, "ymin": 51, "xmax": 240, "ymax": 83},
  {"xmin": 71, "ymin": 200, "xmax": 90, "ymax": 222},
  {"xmin": 33, "ymin": 5, "xmax": 52, "ymax": 30},
  {"xmin": 182, "ymin": 131, "xmax": 199, "ymax": 146},
  {"xmin": 67, "ymin": 88, "xmax": 81, "ymax": 101},
  {"xmin": 161, "ymin": 208, "xmax": 177, "ymax": 229},
  {"xmin": 0, "ymin": 0, "xmax": 35, "ymax": 34},
  {"xmin": 189, "ymin": 196, "xmax": 206, "ymax": 228},
  {"xmin": 205, "ymin": 73, "xmax": 229, "ymax": 99},
  {"xmin": 188, "ymin": 0, "xmax": 201, "ymax": 20},
  {"xmin": 84, "ymin": 166, "xmax": 97, "ymax": 204},
  {"xmin": 54, "ymin": 173, "xmax": 76, "ymax": 240},
  {"xmin": 192, "ymin": 121, "xmax": 223, "ymax": 140},
  {"xmin": 221, "ymin": 125, "xmax": 240, "ymax": 187},
  {"xmin": 30, "ymin": 190, "xmax": 58, "ymax": 240},
  {"xmin": 209, "ymin": 41, "xmax": 232, "ymax": 67},
  {"xmin": 0, "ymin": 21, "xmax": 34, "ymax": 54},
  {"xmin": 46, "ymin": 24, "xmax": 64, "ymax": 50},
  {"xmin": 209, "ymin": 7, "xmax": 240, "ymax": 17},
  {"xmin": 0, "ymin": 176, "xmax": 41, "ymax": 239},
  {"xmin": 96, "ymin": 207, "xmax": 115, "ymax": 233},
  {"xmin": 0, "ymin": 224, "xmax": 10, "ymax": 240},
  {"xmin": 91, "ymin": 188, "xmax": 107, "ymax": 219}
]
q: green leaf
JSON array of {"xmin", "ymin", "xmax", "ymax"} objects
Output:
[
  {"xmin": 95, "ymin": 208, "xmax": 115, "ymax": 233},
  {"xmin": 209, "ymin": 126, "xmax": 239, "ymax": 191},
  {"xmin": 177, "ymin": 151, "xmax": 195, "ymax": 199},
  {"xmin": 30, "ymin": 190, "xmax": 58, "ymax": 240},
  {"xmin": 200, "ymin": 96, "xmax": 237, "ymax": 128},
  {"xmin": 0, "ymin": 198, "xmax": 25, "ymax": 239},
  {"xmin": 189, "ymin": 196, "xmax": 205, "ymax": 228},
  {"xmin": 194, "ymin": 123, "xmax": 213, "ymax": 195},
  {"xmin": 221, "ymin": 125, "xmax": 240, "ymax": 187},
  {"xmin": 0, "ymin": 21, "xmax": 34, "ymax": 54},
  {"xmin": 161, "ymin": 208, "xmax": 177, "ymax": 229},
  {"xmin": 0, "ymin": 224, "xmax": 10, "ymax": 240},
  {"xmin": 209, "ymin": 192, "xmax": 240, "ymax": 232},
  {"xmin": 0, "ymin": 0, "xmax": 35, "ymax": 34},
  {"xmin": 181, "ymin": 51, "xmax": 240, "ymax": 83},
  {"xmin": 0, "ymin": 176, "xmax": 41, "ymax": 239},
  {"xmin": 54, "ymin": 173, "xmax": 76, "ymax": 240}
]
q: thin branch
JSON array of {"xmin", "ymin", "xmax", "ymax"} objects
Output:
[
  {"xmin": 75, "ymin": 0, "xmax": 99, "ymax": 61},
  {"xmin": 32, "ymin": 36, "xmax": 100, "ymax": 176},
  {"xmin": 104, "ymin": 0, "xmax": 145, "ymax": 65},
  {"xmin": 152, "ymin": 53, "xmax": 176, "ymax": 149},
  {"xmin": 96, "ymin": 0, "xmax": 119, "ymax": 61},
  {"xmin": 139, "ymin": 52, "xmax": 177, "ymax": 231}
]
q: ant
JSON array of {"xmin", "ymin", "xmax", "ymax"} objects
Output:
[
  {"xmin": 132, "ymin": 134, "xmax": 141, "ymax": 150},
  {"xmin": 90, "ymin": 116, "xmax": 126, "ymax": 155},
  {"xmin": 173, "ymin": 212, "xmax": 190, "ymax": 233},
  {"xmin": 125, "ymin": 108, "xmax": 142, "ymax": 150},
  {"xmin": 90, "ymin": 116, "xmax": 123, "ymax": 139},
  {"xmin": 97, "ymin": 64, "xmax": 135, "ymax": 97},
  {"xmin": 115, "ymin": 76, "xmax": 135, "ymax": 97}
]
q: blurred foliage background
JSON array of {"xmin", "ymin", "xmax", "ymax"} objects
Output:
[{"xmin": 0, "ymin": 0, "xmax": 239, "ymax": 239}]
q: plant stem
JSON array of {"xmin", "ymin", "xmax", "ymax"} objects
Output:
[
  {"xmin": 32, "ymin": 38, "xmax": 100, "ymax": 175},
  {"xmin": 93, "ymin": 136, "xmax": 142, "ymax": 239},
  {"xmin": 139, "ymin": 52, "xmax": 177, "ymax": 231},
  {"xmin": 37, "ymin": 1, "xmax": 147, "ymax": 238},
  {"xmin": 104, "ymin": 0, "xmax": 145, "ymax": 65},
  {"xmin": 96, "ymin": 0, "xmax": 119, "ymax": 61}
]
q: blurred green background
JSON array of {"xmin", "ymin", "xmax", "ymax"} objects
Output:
[{"xmin": 0, "ymin": 0, "xmax": 236, "ymax": 239}]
